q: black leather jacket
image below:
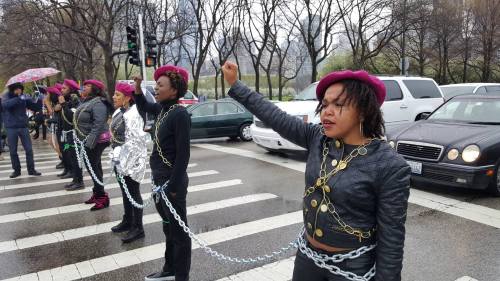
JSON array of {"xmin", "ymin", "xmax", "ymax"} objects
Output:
[{"xmin": 228, "ymin": 81, "xmax": 411, "ymax": 281}]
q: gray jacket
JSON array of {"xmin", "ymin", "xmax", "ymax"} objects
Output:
[
  {"xmin": 73, "ymin": 97, "xmax": 109, "ymax": 149},
  {"xmin": 228, "ymin": 80, "xmax": 411, "ymax": 281}
]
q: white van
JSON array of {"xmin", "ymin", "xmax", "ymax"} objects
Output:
[{"xmin": 251, "ymin": 76, "xmax": 445, "ymax": 152}]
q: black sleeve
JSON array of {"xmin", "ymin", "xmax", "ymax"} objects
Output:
[
  {"xmin": 228, "ymin": 80, "xmax": 320, "ymax": 150},
  {"xmin": 375, "ymin": 160, "xmax": 411, "ymax": 281},
  {"xmin": 26, "ymin": 98, "xmax": 42, "ymax": 112},
  {"xmin": 85, "ymin": 101, "xmax": 108, "ymax": 149},
  {"xmin": 168, "ymin": 110, "xmax": 191, "ymax": 193},
  {"xmin": 134, "ymin": 92, "xmax": 161, "ymax": 116},
  {"xmin": 61, "ymin": 101, "xmax": 76, "ymax": 124}
]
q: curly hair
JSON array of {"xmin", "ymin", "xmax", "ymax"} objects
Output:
[
  {"xmin": 315, "ymin": 79, "xmax": 385, "ymax": 139},
  {"xmin": 160, "ymin": 71, "xmax": 188, "ymax": 99},
  {"xmin": 88, "ymin": 84, "xmax": 105, "ymax": 98}
]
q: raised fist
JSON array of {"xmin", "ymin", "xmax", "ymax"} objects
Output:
[{"xmin": 222, "ymin": 61, "xmax": 238, "ymax": 86}]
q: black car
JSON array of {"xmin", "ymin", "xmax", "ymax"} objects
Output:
[
  {"xmin": 386, "ymin": 95, "xmax": 500, "ymax": 196},
  {"xmin": 188, "ymin": 99, "xmax": 254, "ymax": 141}
]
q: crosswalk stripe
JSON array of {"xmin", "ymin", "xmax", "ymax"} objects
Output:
[
  {"xmin": 0, "ymin": 193, "xmax": 272, "ymax": 254},
  {"xmin": 0, "ymin": 163, "xmax": 195, "ymax": 181},
  {"xmin": 1, "ymin": 211, "xmax": 302, "ymax": 281},
  {"xmin": 0, "ymin": 169, "xmax": 208, "ymax": 205},
  {"xmin": 216, "ymin": 257, "xmax": 295, "ymax": 281},
  {"xmin": 0, "ymin": 156, "xmax": 111, "ymax": 170},
  {"xmin": 0, "ymin": 170, "xmax": 218, "ymax": 191},
  {"xmin": 197, "ymin": 144, "xmax": 500, "ymax": 230},
  {"xmin": 0, "ymin": 174, "xmax": 231, "ymax": 224}
]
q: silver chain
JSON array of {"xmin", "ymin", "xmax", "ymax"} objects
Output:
[
  {"xmin": 73, "ymin": 132, "xmax": 110, "ymax": 187},
  {"xmin": 297, "ymin": 232, "xmax": 376, "ymax": 281},
  {"xmin": 115, "ymin": 171, "xmax": 153, "ymax": 209}
]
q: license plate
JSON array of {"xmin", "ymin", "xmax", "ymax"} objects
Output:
[{"xmin": 407, "ymin": 160, "xmax": 422, "ymax": 175}]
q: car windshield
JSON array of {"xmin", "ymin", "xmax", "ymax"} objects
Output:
[
  {"xmin": 440, "ymin": 86, "xmax": 476, "ymax": 98},
  {"xmin": 429, "ymin": 98, "xmax": 500, "ymax": 124},
  {"xmin": 293, "ymin": 83, "xmax": 317, "ymax": 101}
]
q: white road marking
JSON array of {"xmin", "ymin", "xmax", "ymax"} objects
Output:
[
  {"xmin": 0, "ymin": 169, "xmax": 216, "ymax": 191},
  {"xmin": 0, "ymin": 192, "xmax": 272, "ymax": 254},
  {"xmin": 216, "ymin": 257, "xmax": 295, "ymax": 281},
  {"xmin": 195, "ymin": 144, "xmax": 500, "ymax": 229},
  {"xmin": 454, "ymin": 277, "xmax": 479, "ymax": 281},
  {"xmin": 0, "ymin": 211, "xmax": 302, "ymax": 281}
]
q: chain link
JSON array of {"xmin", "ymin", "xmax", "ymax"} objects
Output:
[
  {"xmin": 153, "ymin": 104, "xmax": 180, "ymax": 168},
  {"xmin": 73, "ymin": 132, "xmax": 111, "ymax": 187},
  {"xmin": 297, "ymin": 232, "xmax": 376, "ymax": 281},
  {"xmin": 115, "ymin": 171, "xmax": 153, "ymax": 209}
]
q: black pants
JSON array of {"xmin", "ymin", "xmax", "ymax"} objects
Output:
[
  {"xmin": 292, "ymin": 245, "xmax": 375, "ymax": 281},
  {"xmin": 116, "ymin": 168, "xmax": 143, "ymax": 229},
  {"xmin": 83, "ymin": 142, "xmax": 109, "ymax": 196},
  {"xmin": 63, "ymin": 133, "xmax": 83, "ymax": 182},
  {"xmin": 154, "ymin": 191, "xmax": 191, "ymax": 281},
  {"xmin": 34, "ymin": 114, "xmax": 47, "ymax": 139}
]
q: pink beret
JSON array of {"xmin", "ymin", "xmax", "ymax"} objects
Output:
[
  {"xmin": 83, "ymin": 79, "xmax": 105, "ymax": 91},
  {"xmin": 316, "ymin": 70, "xmax": 386, "ymax": 106},
  {"xmin": 115, "ymin": 82, "xmax": 135, "ymax": 97},
  {"xmin": 54, "ymin": 83, "xmax": 63, "ymax": 92},
  {"xmin": 64, "ymin": 79, "xmax": 80, "ymax": 91},
  {"xmin": 153, "ymin": 65, "xmax": 189, "ymax": 84},
  {"xmin": 47, "ymin": 86, "xmax": 62, "ymax": 96}
]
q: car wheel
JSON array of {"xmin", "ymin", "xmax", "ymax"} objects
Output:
[
  {"xmin": 238, "ymin": 123, "xmax": 252, "ymax": 141},
  {"xmin": 487, "ymin": 165, "xmax": 500, "ymax": 197}
]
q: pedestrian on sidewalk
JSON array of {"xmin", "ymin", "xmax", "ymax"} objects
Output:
[
  {"xmin": 1, "ymin": 83, "xmax": 42, "ymax": 178},
  {"xmin": 109, "ymin": 82, "xmax": 150, "ymax": 243},
  {"xmin": 134, "ymin": 65, "xmax": 192, "ymax": 281},
  {"xmin": 58, "ymin": 79, "xmax": 84, "ymax": 190},
  {"xmin": 73, "ymin": 79, "xmax": 111, "ymax": 211},
  {"xmin": 222, "ymin": 61, "xmax": 411, "ymax": 281}
]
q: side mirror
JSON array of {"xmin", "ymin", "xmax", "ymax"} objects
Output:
[{"xmin": 418, "ymin": 113, "xmax": 430, "ymax": 120}]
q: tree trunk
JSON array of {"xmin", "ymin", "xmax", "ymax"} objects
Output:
[
  {"xmin": 214, "ymin": 72, "xmax": 219, "ymax": 100},
  {"xmin": 103, "ymin": 46, "xmax": 115, "ymax": 102},
  {"xmin": 221, "ymin": 72, "xmax": 226, "ymax": 98}
]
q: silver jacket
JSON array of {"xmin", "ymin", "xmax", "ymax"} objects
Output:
[{"xmin": 109, "ymin": 105, "xmax": 151, "ymax": 182}]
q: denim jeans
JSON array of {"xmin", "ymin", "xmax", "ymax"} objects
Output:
[{"xmin": 6, "ymin": 127, "xmax": 35, "ymax": 172}]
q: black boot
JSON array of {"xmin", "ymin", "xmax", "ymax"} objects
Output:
[
  {"xmin": 28, "ymin": 170, "xmax": 41, "ymax": 176},
  {"xmin": 144, "ymin": 271, "xmax": 175, "ymax": 281},
  {"xmin": 65, "ymin": 181, "xmax": 84, "ymax": 191},
  {"xmin": 56, "ymin": 161, "xmax": 64, "ymax": 169},
  {"xmin": 121, "ymin": 227, "xmax": 145, "ymax": 243},
  {"xmin": 57, "ymin": 169, "xmax": 69, "ymax": 177},
  {"xmin": 9, "ymin": 171, "xmax": 21, "ymax": 178},
  {"xmin": 111, "ymin": 217, "xmax": 131, "ymax": 233},
  {"xmin": 60, "ymin": 172, "xmax": 74, "ymax": 179}
]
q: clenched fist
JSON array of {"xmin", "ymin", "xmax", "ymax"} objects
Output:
[
  {"xmin": 222, "ymin": 61, "xmax": 238, "ymax": 86},
  {"xmin": 132, "ymin": 74, "xmax": 143, "ymax": 95}
]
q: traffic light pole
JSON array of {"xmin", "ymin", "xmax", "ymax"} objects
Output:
[{"xmin": 138, "ymin": 14, "xmax": 147, "ymax": 82}]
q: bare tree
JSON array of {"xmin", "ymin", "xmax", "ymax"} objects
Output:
[
  {"xmin": 337, "ymin": 0, "xmax": 404, "ymax": 70},
  {"xmin": 406, "ymin": 0, "xmax": 433, "ymax": 76},
  {"xmin": 285, "ymin": 0, "xmax": 343, "ymax": 83},
  {"xmin": 472, "ymin": 0, "xmax": 500, "ymax": 82}
]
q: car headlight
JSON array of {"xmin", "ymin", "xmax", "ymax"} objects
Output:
[
  {"xmin": 462, "ymin": 145, "xmax": 480, "ymax": 163},
  {"xmin": 447, "ymin": 148, "xmax": 459, "ymax": 160},
  {"xmin": 388, "ymin": 141, "xmax": 395, "ymax": 149}
]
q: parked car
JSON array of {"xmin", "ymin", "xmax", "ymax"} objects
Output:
[
  {"xmin": 251, "ymin": 75, "xmax": 445, "ymax": 152},
  {"xmin": 386, "ymin": 95, "xmax": 500, "ymax": 196},
  {"xmin": 440, "ymin": 83, "xmax": 500, "ymax": 100},
  {"xmin": 188, "ymin": 99, "xmax": 253, "ymax": 141},
  {"xmin": 178, "ymin": 90, "xmax": 199, "ymax": 107}
]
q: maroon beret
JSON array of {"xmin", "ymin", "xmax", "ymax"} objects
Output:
[
  {"xmin": 316, "ymin": 70, "xmax": 386, "ymax": 106},
  {"xmin": 54, "ymin": 83, "xmax": 64, "ymax": 92},
  {"xmin": 47, "ymin": 86, "xmax": 62, "ymax": 96},
  {"xmin": 153, "ymin": 65, "xmax": 189, "ymax": 84},
  {"xmin": 115, "ymin": 82, "xmax": 135, "ymax": 98},
  {"xmin": 83, "ymin": 79, "xmax": 105, "ymax": 91},
  {"xmin": 63, "ymin": 79, "xmax": 80, "ymax": 91}
]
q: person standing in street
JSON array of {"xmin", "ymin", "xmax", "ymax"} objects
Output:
[
  {"xmin": 73, "ymin": 79, "xmax": 111, "ymax": 210},
  {"xmin": 57, "ymin": 79, "xmax": 84, "ymax": 190},
  {"xmin": 109, "ymin": 82, "xmax": 150, "ymax": 243},
  {"xmin": 1, "ymin": 83, "xmax": 42, "ymax": 178},
  {"xmin": 134, "ymin": 65, "xmax": 192, "ymax": 281},
  {"xmin": 222, "ymin": 61, "xmax": 411, "ymax": 281}
]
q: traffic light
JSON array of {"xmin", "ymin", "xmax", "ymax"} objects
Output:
[
  {"xmin": 126, "ymin": 26, "xmax": 140, "ymax": 66},
  {"xmin": 145, "ymin": 33, "xmax": 158, "ymax": 67}
]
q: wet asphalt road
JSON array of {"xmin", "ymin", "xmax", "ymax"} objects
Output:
[{"xmin": 0, "ymin": 138, "xmax": 498, "ymax": 281}]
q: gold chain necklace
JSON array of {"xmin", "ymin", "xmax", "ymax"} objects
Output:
[
  {"xmin": 304, "ymin": 138, "xmax": 375, "ymax": 242},
  {"xmin": 154, "ymin": 104, "xmax": 180, "ymax": 167}
]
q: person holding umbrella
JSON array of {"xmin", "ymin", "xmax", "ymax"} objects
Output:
[
  {"xmin": 73, "ymin": 79, "xmax": 111, "ymax": 210},
  {"xmin": 1, "ymin": 83, "xmax": 42, "ymax": 178}
]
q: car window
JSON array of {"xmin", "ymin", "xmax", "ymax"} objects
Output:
[
  {"xmin": 485, "ymin": 86, "xmax": 500, "ymax": 93},
  {"xmin": 294, "ymin": 83, "xmax": 317, "ymax": 100},
  {"xmin": 191, "ymin": 103, "xmax": 215, "ymax": 117},
  {"xmin": 429, "ymin": 99, "xmax": 500, "ymax": 123},
  {"xmin": 475, "ymin": 86, "xmax": 487, "ymax": 94},
  {"xmin": 403, "ymin": 80, "xmax": 442, "ymax": 98},
  {"xmin": 184, "ymin": 91, "xmax": 194, "ymax": 99},
  {"xmin": 217, "ymin": 102, "xmax": 238, "ymax": 115},
  {"xmin": 440, "ymin": 86, "xmax": 475, "ymax": 98},
  {"xmin": 383, "ymin": 80, "xmax": 403, "ymax": 101}
]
